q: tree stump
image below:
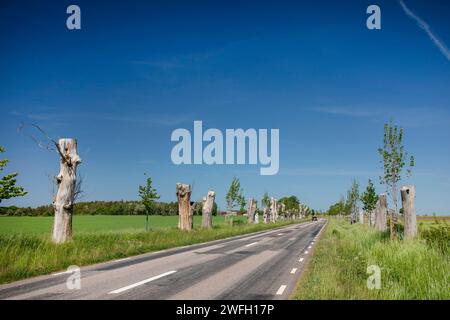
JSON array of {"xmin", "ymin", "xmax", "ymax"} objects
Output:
[
  {"xmin": 374, "ymin": 194, "xmax": 388, "ymax": 231},
  {"xmin": 176, "ymin": 183, "xmax": 192, "ymax": 231},
  {"xmin": 201, "ymin": 191, "xmax": 215, "ymax": 229},
  {"xmin": 52, "ymin": 138, "xmax": 81, "ymax": 244},
  {"xmin": 247, "ymin": 198, "xmax": 257, "ymax": 224},
  {"xmin": 401, "ymin": 185, "xmax": 417, "ymax": 239}
]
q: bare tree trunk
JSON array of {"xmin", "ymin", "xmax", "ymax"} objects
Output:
[
  {"xmin": 359, "ymin": 208, "xmax": 364, "ymax": 224},
  {"xmin": 263, "ymin": 207, "xmax": 270, "ymax": 223},
  {"xmin": 369, "ymin": 210, "xmax": 376, "ymax": 227},
  {"xmin": 270, "ymin": 198, "xmax": 278, "ymax": 223},
  {"xmin": 374, "ymin": 194, "xmax": 388, "ymax": 231},
  {"xmin": 247, "ymin": 198, "xmax": 256, "ymax": 224},
  {"xmin": 176, "ymin": 183, "xmax": 192, "ymax": 231},
  {"xmin": 201, "ymin": 191, "xmax": 215, "ymax": 229},
  {"xmin": 401, "ymin": 185, "xmax": 417, "ymax": 239},
  {"xmin": 52, "ymin": 139, "xmax": 81, "ymax": 244}
]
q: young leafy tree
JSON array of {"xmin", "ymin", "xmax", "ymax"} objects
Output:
[
  {"xmin": 345, "ymin": 179, "xmax": 360, "ymax": 216},
  {"xmin": 261, "ymin": 192, "xmax": 270, "ymax": 208},
  {"xmin": 378, "ymin": 120, "xmax": 414, "ymax": 238},
  {"xmin": 226, "ymin": 177, "xmax": 245, "ymax": 213},
  {"xmin": 0, "ymin": 146, "xmax": 27, "ymax": 203},
  {"xmin": 138, "ymin": 174, "xmax": 160, "ymax": 231},
  {"xmin": 361, "ymin": 179, "xmax": 378, "ymax": 216}
]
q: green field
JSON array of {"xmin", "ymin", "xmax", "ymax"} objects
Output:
[
  {"xmin": 0, "ymin": 215, "xmax": 245, "ymax": 235},
  {"xmin": 291, "ymin": 218, "xmax": 450, "ymax": 299},
  {"xmin": 0, "ymin": 215, "xmax": 299, "ymax": 284}
]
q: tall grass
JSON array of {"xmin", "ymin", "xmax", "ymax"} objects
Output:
[
  {"xmin": 291, "ymin": 218, "xmax": 449, "ymax": 299},
  {"xmin": 0, "ymin": 220, "xmax": 297, "ymax": 284}
]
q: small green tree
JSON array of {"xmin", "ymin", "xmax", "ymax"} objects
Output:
[
  {"xmin": 361, "ymin": 179, "xmax": 378, "ymax": 214},
  {"xmin": 345, "ymin": 179, "xmax": 360, "ymax": 216},
  {"xmin": 378, "ymin": 120, "xmax": 414, "ymax": 238},
  {"xmin": 226, "ymin": 177, "xmax": 245, "ymax": 213},
  {"xmin": 261, "ymin": 192, "xmax": 270, "ymax": 208},
  {"xmin": 0, "ymin": 146, "xmax": 27, "ymax": 203},
  {"xmin": 138, "ymin": 174, "xmax": 160, "ymax": 231}
]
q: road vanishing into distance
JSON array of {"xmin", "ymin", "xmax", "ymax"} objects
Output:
[{"xmin": 0, "ymin": 219, "xmax": 326, "ymax": 300}]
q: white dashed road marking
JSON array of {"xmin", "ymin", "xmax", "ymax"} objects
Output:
[
  {"xmin": 245, "ymin": 242, "xmax": 258, "ymax": 247},
  {"xmin": 276, "ymin": 285, "xmax": 287, "ymax": 295},
  {"xmin": 290, "ymin": 268, "xmax": 297, "ymax": 274},
  {"xmin": 108, "ymin": 270, "xmax": 177, "ymax": 294}
]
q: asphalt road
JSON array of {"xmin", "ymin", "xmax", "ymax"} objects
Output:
[{"xmin": 0, "ymin": 219, "xmax": 327, "ymax": 300}]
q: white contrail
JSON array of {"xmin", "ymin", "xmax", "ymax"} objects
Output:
[{"xmin": 399, "ymin": 0, "xmax": 450, "ymax": 61}]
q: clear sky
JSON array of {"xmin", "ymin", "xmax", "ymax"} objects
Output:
[{"xmin": 1, "ymin": 0, "xmax": 449, "ymax": 214}]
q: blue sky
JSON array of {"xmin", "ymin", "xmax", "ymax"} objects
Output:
[{"xmin": 1, "ymin": 0, "xmax": 449, "ymax": 214}]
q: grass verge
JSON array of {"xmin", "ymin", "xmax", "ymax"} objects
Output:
[
  {"xmin": 291, "ymin": 218, "xmax": 449, "ymax": 299},
  {"xmin": 0, "ymin": 219, "xmax": 300, "ymax": 285}
]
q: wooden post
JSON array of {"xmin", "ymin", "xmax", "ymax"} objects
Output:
[
  {"xmin": 247, "ymin": 198, "xmax": 256, "ymax": 224},
  {"xmin": 176, "ymin": 183, "xmax": 192, "ymax": 231},
  {"xmin": 401, "ymin": 185, "xmax": 417, "ymax": 239},
  {"xmin": 52, "ymin": 138, "xmax": 81, "ymax": 244},
  {"xmin": 374, "ymin": 194, "xmax": 388, "ymax": 231},
  {"xmin": 201, "ymin": 191, "xmax": 215, "ymax": 229}
]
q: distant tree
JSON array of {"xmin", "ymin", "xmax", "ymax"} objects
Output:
[
  {"xmin": 361, "ymin": 179, "xmax": 378, "ymax": 214},
  {"xmin": 327, "ymin": 198, "xmax": 345, "ymax": 216},
  {"xmin": 138, "ymin": 174, "xmax": 160, "ymax": 230},
  {"xmin": 279, "ymin": 195, "xmax": 300, "ymax": 216},
  {"xmin": 225, "ymin": 177, "xmax": 245, "ymax": 213},
  {"xmin": 0, "ymin": 146, "xmax": 27, "ymax": 203},
  {"xmin": 378, "ymin": 120, "xmax": 414, "ymax": 238},
  {"xmin": 261, "ymin": 192, "xmax": 271, "ymax": 208}
]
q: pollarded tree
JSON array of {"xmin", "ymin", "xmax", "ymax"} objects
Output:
[
  {"xmin": 226, "ymin": 177, "xmax": 245, "ymax": 213},
  {"xmin": 138, "ymin": 174, "xmax": 160, "ymax": 231},
  {"xmin": 361, "ymin": 179, "xmax": 378, "ymax": 226},
  {"xmin": 0, "ymin": 146, "xmax": 27, "ymax": 203},
  {"xmin": 378, "ymin": 120, "xmax": 414, "ymax": 239}
]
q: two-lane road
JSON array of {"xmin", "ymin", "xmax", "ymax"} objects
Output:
[{"xmin": 0, "ymin": 219, "xmax": 327, "ymax": 300}]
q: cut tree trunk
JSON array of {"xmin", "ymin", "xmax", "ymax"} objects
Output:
[
  {"xmin": 270, "ymin": 198, "xmax": 278, "ymax": 223},
  {"xmin": 374, "ymin": 194, "xmax": 388, "ymax": 231},
  {"xmin": 247, "ymin": 198, "xmax": 257, "ymax": 224},
  {"xmin": 263, "ymin": 207, "xmax": 270, "ymax": 223},
  {"xmin": 201, "ymin": 191, "xmax": 215, "ymax": 229},
  {"xmin": 401, "ymin": 185, "xmax": 417, "ymax": 239},
  {"xmin": 176, "ymin": 183, "xmax": 192, "ymax": 231},
  {"xmin": 52, "ymin": 138, "xmax": 81, "ymax": 244}
]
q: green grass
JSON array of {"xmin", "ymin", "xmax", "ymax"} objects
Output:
[
  {"xmin": 291, "ymin": 218, "xmax": 450, "ymax": 300},
  {"xmin": 0, "ymin": 215, "xmax": 247, "ymax": 235},
  {"xmin": 0, "ymin": 216, "xmax": 299, "ymax": 284}
]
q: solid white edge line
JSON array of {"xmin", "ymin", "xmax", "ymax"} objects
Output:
[
  {"xmin": 290, "ymin": 268, "xmax": 297, "ymax": 274},
  {"xmin": 276, "ymin": 285, "xmax": 287, "ymax": 295},
  {"xmin": 108, "ymin": 270, "xmax": 177, "ymax": 294},
  {"xmin": 245, "ymin": 241, "xmax": 258, "ymax": 247}
]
